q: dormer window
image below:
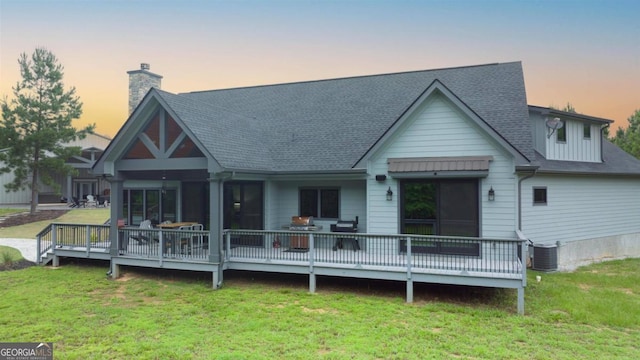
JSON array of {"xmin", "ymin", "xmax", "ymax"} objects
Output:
[
  {"xmin": 556, "ymin": 120, "xmax": 566, "ymax": 142},
  {"xmin": 583, "ymin": 123, "xmax": 591, "ymax": 139}
]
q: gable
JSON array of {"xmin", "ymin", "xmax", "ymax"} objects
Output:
[
  {"xmin": 92, "ymin": 91, "xmax": 214, "ymax": 176},
  {"xmin": 122, "ymin": 109, "xmax": 205, "ymax": 160},
  {"xmin": 369, "ymin": 93, "xmax": 519, "ymax": 169},
  {"xmin": 359, "ymin": 82, "xmax": 527, "ymax": 168}
]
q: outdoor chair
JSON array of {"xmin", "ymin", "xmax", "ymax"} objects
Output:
[
  {"xmin": 96, "ymin": 195, "xmax": 109, "ymax": 207},
  {"xmin": 86, "ymin": 195, "xmax": 97, "ymax": 207},
  {"xmin": 178, "ymin": 225, "xmax": 193, "ymax": 254},
  {"xmin": 191, "ymin": 224, "xmax": 205, "ymax": 252},
  {"xmin": 160, "ymin": 225, "xmax": 192, "ymax": 256},
  {"xmin": 130, "ymin": 220, "xmax": 153, "ymax": 244},
  {"xmin": 69, "ymin": 197, "xmax": 81, "ymax": 208}
]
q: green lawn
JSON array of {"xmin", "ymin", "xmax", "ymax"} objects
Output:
[
  {"xmin": 0, "ymin": 259, "xmax": 638, "ymax": 359},
  {"xmin": 0, "ymin": 208, "xmax": 24, "ymax": 217},
  {"xmin": 0, "ymin": 208, "xmax": 110, "ymax": 239},
  {"xmin": 0, "ymin": 210, "xmax": 638, "ymax": 358},
  {"xmin": 0, "ymin": 245, "xmax": 22, "ymax": 264}
]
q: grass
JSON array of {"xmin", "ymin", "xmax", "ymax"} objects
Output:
[
  {"xmin": 0, "ymin": 210, "xmax": 638, "ymax": 358},
  {"xmin": 0, "ymin": 208, "xmax": 110, "ymax": 239},
  {"xmin": 0, "ymin": 245, "xmax": 22, "ymax": 264},
  {"xmin": 0, "ymin": 208, "xmax": 24, "ymax": 217},
  {"xmin": 0, "ymin": 259, "xmax": 638, "ymax": 359}
]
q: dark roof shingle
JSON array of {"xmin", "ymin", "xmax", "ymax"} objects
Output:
[{"xmin": 161, "ymin": 62, "xmax": 533, "ymax": 171}]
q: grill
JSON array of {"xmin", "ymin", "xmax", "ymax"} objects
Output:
[
  {"xmin": 289, "ymin": 216, "xmax": 315, "ymax": 230},
  {"xmin": 331, "ymin": 219, "xmax": 360, "ymax": 251},
  {"xmin": 289, "ymin": 216, "xmax": 315, "ymax": 249}
]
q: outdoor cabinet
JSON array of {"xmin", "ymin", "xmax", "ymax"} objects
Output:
[{"xmin": 290, "ymin": 234, "xmax": 309, "ymax": 249}]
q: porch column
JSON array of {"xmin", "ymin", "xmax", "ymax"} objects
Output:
[
  {"xmin": 66, "ymin": 174, "xmax": 72, "ymax": 204},
  {"xmin": 208, "ymin": 176, "xmax": 222, "ymax": 264},
  {"xmin": 108, "ymin": 178, "xmax": 124, "ymax": 258}
]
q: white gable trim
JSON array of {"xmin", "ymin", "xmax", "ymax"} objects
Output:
[{"xmin": 354, "ymin": 80, "xmax": 529, "ymax": 168}]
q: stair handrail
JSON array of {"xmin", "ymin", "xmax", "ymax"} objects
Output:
[{"xmin": 36, "ymin": 223, "xmax": 54, "ymax": 264}]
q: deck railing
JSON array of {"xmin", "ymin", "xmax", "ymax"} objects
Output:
[
  {"xmin": 117, "ymin": 227, "xmax": 210, "ymax": 262},
  {"xmin": 36, "ymin": 223, "xmax": 111, "ymax": 263},
  {"xmin": 224, "ymin": 230, "xmax": 525, "ymax": 276},
  {"xmin": 37, "ymin": 224, "xmax": 524, "ymax": 277}
]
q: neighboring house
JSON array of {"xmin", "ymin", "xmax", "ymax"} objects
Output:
[{"xmin": 0, "ymin": 132, "xmax": 112, "ymax": 205}]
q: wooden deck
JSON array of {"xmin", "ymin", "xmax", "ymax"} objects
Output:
[{"xmin": 36, "ymin": 224, "xmax": 527, "ymax": 314}]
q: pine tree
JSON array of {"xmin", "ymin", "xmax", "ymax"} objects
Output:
[
  {"xmin": 0, "ymin": 48, "xmax": 94, "ymax": 214},
  {"xmin": 611, "ymin": 110, "xmax": 640, "ymax": 159}
]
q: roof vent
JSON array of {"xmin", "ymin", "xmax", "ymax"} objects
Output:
[{"xmin": 140, "ymin": 63, "xmax": 150, "ymax": 71}]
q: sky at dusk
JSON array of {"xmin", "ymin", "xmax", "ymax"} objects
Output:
[{"xmin": 1, "ymin": 0, "xmax": 639, "ymax": 138}]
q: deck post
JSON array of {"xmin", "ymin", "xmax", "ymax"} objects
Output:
[
  {"xmin": 309, "ymin": 273, "xmax": 316, "ymax": 293},
  {"xmin": 86, "ymin": 225, "xmax": 91, "ymax": 257},
  {"xmin": 111, "ymin": 261, "xmax": 120, "ymax": 279},
  {"xmin": 52, "ymin": 224, "xmax": 57, "ymax": 250},
  {"xmin": 406, "ymin": 236, "xmax": 413, "ymax": 303},
  {"xmin": 36, "ymin": 232, "xmax": 42, "ymax": 264},
  {"xmin": 517, "ymin": 232, "xmax": 527, "ymax": 315},
  {"xmin": 225, "ymin": 232, "xmax": 231, "ymax": 262},
  {"xmin": 517, "ymin": 287, "xmax": 524, "ymax": 315},
  {"xmin": 309, "ymin": 233, "xmax": 316, "ymax": 293},
  {"xmin": 208, "ymin": 177, "xmax": 222, "ymax": 264},
  {"xmin": 108, "ymin": 179, "xmax": 124, "ymax": 258},
  {"xmin": 158, "ymin": 231, "xmax": 164, "ymax": 267},
  {"xmin": 212, "ymin": 270, "xmax": 220, "ymax": 289}
]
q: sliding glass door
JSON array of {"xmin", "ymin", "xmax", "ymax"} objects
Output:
[{"xmin": 400, "ymin": 179, "xmax": 479, "ymax": 255}]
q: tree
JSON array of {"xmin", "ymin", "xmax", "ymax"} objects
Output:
[
  {"xmin": 560, "ymin": 102, "xmax": 576, "ymax": 113},
  {"xmin": 0, "ymin": 48, "xmax": 94, "ymax": 214},
  {"xmin": 611, "ymin": 109, "xmax": 640, "ymax": 159}
]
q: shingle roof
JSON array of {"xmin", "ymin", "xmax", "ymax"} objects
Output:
[{"xmin": 157, "ymin": 62, "xmax": 534, "ymax": 172}]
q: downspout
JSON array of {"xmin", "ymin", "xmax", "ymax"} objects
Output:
[
  {"xmin": 600, "ymin": 123, "xmax": 610, "ymax": 162},
  {"xmin": 517, "ymin": 167, "xmax": 538, "ymax": 231}
]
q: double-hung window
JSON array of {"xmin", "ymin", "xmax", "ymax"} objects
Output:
[{"xmin": 299, "ymin": 188, "xmax": 339, "ymax": 219}]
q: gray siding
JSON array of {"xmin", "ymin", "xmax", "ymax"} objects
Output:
[
  {"xmin": 529, "ymin": 112, "xmax": 546, "ymax": 156},
  {"xmin": 521, "ymin": 174, "xmax": 640, "ymax": 246},
  {"xmin": 546, "ymin": 120, "xmax": 601, "ymax": 162},
  {"xmin": 366, "ymin": 94, "xmax": 518, "ymax": 244},
  {"xmin": 270, "ymin": 180, "xmax": 367, "ymax": 232},
  {"xmin": 0, "ymin": 169, "xmax": 31, "ymax": 204}
]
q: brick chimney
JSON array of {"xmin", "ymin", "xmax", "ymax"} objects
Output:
[{"xmin": 127, "ymin": 63, "xmax": 163, "ymax": 114}]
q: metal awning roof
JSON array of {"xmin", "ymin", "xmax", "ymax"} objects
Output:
[{"xmin": 388, "ymin": 156, "xmax": 493, "ymax": 177}]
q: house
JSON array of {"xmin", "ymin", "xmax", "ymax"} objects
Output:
[
  {"xmin": 0, "ymin": 132, "xmax": 112, "ymax": 205},
  {"xmin": 39, "ymin": 61, "xmax": 640, "ymax": 314}
]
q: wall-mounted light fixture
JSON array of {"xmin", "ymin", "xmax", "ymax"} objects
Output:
[
  {"xmin": 488, "ymin": 186, "xmax": 495, "ymax": 201},
  {"xmin": 386, "ymin": 186, "xmax": 393, "ymax": 201}
]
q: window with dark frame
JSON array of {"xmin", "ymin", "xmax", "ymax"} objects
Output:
[
  {"xmin": 533, "ymin": 187, "xmax": 547, "ymax": 205},
  {"xmin": 556, "ymin": 121, "xmax": 566, "ymax": 142},
  {"xmin": 299, "ymin": 188, "xmax": 339, "ymax": 219},
  {"xmin": 583, "ymin": 123, "xmax": 591, "ymax": 139}
]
